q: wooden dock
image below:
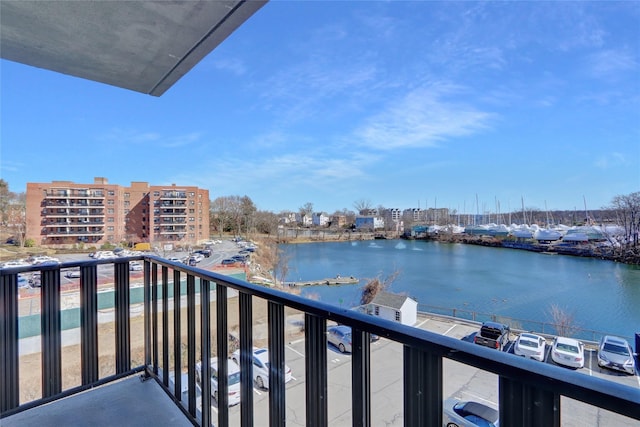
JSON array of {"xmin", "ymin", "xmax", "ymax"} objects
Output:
[{"xmin": 287, "ymin": 276, "xmax": 359, "ymax": 287}]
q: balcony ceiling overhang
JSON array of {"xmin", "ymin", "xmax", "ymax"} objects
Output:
[{"xmin": 0, "ymin": 0, "xmax": 267, "ymax": 96}]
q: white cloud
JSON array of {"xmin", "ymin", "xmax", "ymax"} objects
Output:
[
  {"xmin": 353, "ymin": 86, "xmax": 494, "ymax": 150},
  {"xmin": 586, "ymin": 49, "xmax": 637, "ymax": 80}
]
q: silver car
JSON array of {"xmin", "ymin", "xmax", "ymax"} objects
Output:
[
  {"xmin": 443, "ymin": 398, "xmax": 499, "ymax": 427},
  {"xmin": 327, "ymin": 325, "xmax": 352, "ymax": 353},
  {"xmin": 597, "ymin": 335, "xmax": 636, "ymax": 375}
]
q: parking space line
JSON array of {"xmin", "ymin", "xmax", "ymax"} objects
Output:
[
  {"xmin": 443, "ymin": 324, "xmax": 456, "ymax": 336},
  {"xmin": 286, "ymin": 344, "xmax": 305, "ymax": 357},
  {"xmin": 416, "ymin": 318, "xmax": 430, "ymax": 328}
]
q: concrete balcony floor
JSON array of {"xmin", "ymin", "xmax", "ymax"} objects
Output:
[{"xmin": 3, "ymin": 375, "xmax": 193, "ymax": 427}]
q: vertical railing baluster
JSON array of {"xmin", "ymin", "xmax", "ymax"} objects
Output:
[
  {"xmin": 173, "ymin": 269, "xmax": 182, "ymax": 400},
  {"xmin": 200, "ymin": 279, "xmax": 212, "ymax": 427},
  {"xmin": 186, "ymin": 273, "xmax": 197, "ymax": 417},
  {"xmin": 0, "ymin": 274, "xmax": 19, "ymax": 412},
  {"xmin": 268, "ymin": 301, "xmax": 286, "ymax": 427},
  {"xmin": 161, "ymin": 265, "xmax": 169, "ymax": 386},
  {"xmin": 351, "ymin": 328, "xmax": 371, "ymax": 427},
  {"xmin": 144, "ymin": 261, "xmax": 151, "ymax": 375},
  {"xmin": 152, "ymin": 263, "xmax": 159, "ymax": 376},
  {"xmin": 80, "ymin": 265, "xmax": 98, "ymax": 385},
  {"xmin": 499, "ymin": 377, "xmax": 560, "ymax": 427},
  {"xmin": 114, "ymin": 262, "xmax": 131, "ymax": 374},
  {"xmin": 216, "ymin": 284, "xmax": 229, "ymax": 427},
  {"xmin": 403, "ymin": 346, "xmax": 442, "ymax": 427},
  {"xmin": 305, "ymin": 313, "xmax": 327, "ymax": 427},
  {"xmin": 239, "ymin": 292, "xmax": 253, "ymax": 427},
  {"xmin": 41, "ymin": 268, "xmax": 61, "ymax": 397}
]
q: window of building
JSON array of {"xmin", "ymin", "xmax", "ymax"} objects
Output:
[
  {"xmin": 124, "ymin": 209, "xmax": 129, "ymax": 214},
  {"xmin": 189, "ymin": 217, "xmax": 195, "ymax": 222},
  {"xmin": 189, "ymin": 209, "xmax": 195, "ymax": 214},
  {"xmin": 107, "ymin": 200, "xmax": 114, "ymax": 205},
  {"xmin": 107, "ymin": 226, "xmax": 114, "ymax": 231},
  {"xmin": 124, "ymin": 201, "xmax": 130, "ymax": 207},
  {"xmin": 107, "ymin": 208, "xmax": 114, "ymax": 214},
  {"xmin": 374, "ymin": 306, "xmax": 380, "ymax": 316},
  {"xmin": 108, "ymin": 190, "xmax": 115, "ymax": 196},
  {"xmin": 395, "ymin": 311, "xmax": 401, "ymax": 322},
  {"xmin": 189, "ymin": 192, "xmax": 195, "ymax": 197},
  {"xmin": 124, "ymin": 192, "xmax": 130, "ymax": 198},
  {"xmin": 153, "ymin": 191, "xmax": 159, "ymax": 197},
  {"xmin": 107, "ymin": 217, "xmax": 114, "ymax": 222}
]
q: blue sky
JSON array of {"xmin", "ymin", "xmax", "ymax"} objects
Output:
[{"xmin": 2, "ymin": 1, "xmax": 639, "ymax": 216}]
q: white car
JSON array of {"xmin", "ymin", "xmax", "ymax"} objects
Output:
[
  {"xmin": 443, "ymin": 398, "xmax": 499, "ymax": 427},
  {"xmin": 513, "ymin": 333, "xmax": 547, "ymax": 362},
  {"xmin": 129, "ymin": 262, "xmax": 143, "ymax": 271},
  {"xmin": 195, "ymin": 357, "xmax": 241, "ymax": 406},
  {"xmin": 551, "ymin": 336, "xmax": 584, "ymax": 369},
  {"xmin": 64, "ymin": 269, "xmax": 81, "ymax": 278},
  {"xmin": 232, "ymin": 347, "xmax": 292, "ymax": 390}
]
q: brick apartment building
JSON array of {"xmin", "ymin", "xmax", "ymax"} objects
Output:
[{"xmin": 26, "ymin": 177, "xmax": 209, "ymax": 247}]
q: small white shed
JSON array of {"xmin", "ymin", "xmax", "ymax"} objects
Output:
[{"xmin": 367, "ymin": 292, "xmax": 418, "ymax": 326}]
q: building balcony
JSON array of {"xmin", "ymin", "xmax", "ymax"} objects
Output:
[
  {"xmin": 41, "ymin": 229, "xmax": 104, "ymax": 236},
  {"xmin": 1, "ymin": 258, "xmax": 639, "ymax": 427}
]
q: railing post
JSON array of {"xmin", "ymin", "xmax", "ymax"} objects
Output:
[
  {"xmin": 0, "ymin": 274, "xmax": 19, "ymax": 412},
  {"xmin": 239, "ymin": 291, "xmax": 253, "ymax": 427},
  {"xmin": 200, "ymin": 279, "xmax": 212, "ymax": 427},
  {"xmin": 305, "ymin": 313, "xmax": 327, "ymax": 427},
  {"xmin": 114, "ymin": 262, "xmax": 131, "ymax": 374},
  {"xmin": 216, "ymin": 284, "xmax": 229, "ymax": 427},
  {"xmin": 144, "ymin": 261, "xmax": 151, "ymax": 374},
  {"xmin": 151, "ymin": 263, "xmax": 159, "ymax": 376},
  {"xmin": 186, "ymin": 274, "xmax": 197, "ymax": 418},
  {"xmin": 268, "ymin": 301, "xmax": 286, "ymax": 427},
  {"xmin": 172, "ymin": 269, "xmax": 182, "ymax": 399},
  {"xmin": 499, "ymin": 377, "xmax": 560, "ymax": 427},
  {"xmin": 403, "ymin": 345, "xmax": 442, "ymax": 427},
  {"xmin": 161, "ymin": 265, "xmax": 169, "ymax": 386},
  {"xmin": 351, "ymin": 328, "xmax": 371, "ymax": 427},
  {"xmin": 80, "ymin": 265, "xmax": 98, "ymax": 385},
  {"xmin": 41, "ymin": 268, "xmax": 62, "ymax": 397}
]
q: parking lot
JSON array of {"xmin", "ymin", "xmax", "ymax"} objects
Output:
[{"xmin": 211, "ymin": 315, "xmax": 639, "ymax": 427}]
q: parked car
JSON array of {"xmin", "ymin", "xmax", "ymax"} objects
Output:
[
  {"xmin": 221, "ymin": 258, "xmax": 236, "ymax": 265},
  {"xmin": 129, "ymin": 262, "xmax": 143, "ymax": 271},
  {"xmin": 513, "ymin": 333, "xmax": 547, "ymax": 362},
  {"xmin": 195, "ymin": 249, "xmax": 211, "ymax": 258},
  {"xmin": 328, "ymin": 325, "xmax": 352, "ymax": 353},
  {"xmin": 443, "ymin": 398, "xmax": 499, "ymax": 427},
  {"xmin": 597, "ymin": 335, "xmax": 636, "ymax": 375},
  {"xmin": 195, "ymin": 357, "xmax": 241, "ymax": 406},
  {"xmin": 327, "ymin": 325, "xmax": 379, "ymax": 353},
  {"xmin": 551, "ymin": 336, "xmax": 584, "ymax": 369},
  {"xmin": 64, "ymin": 270, "xmax": 81, "ymax": 278},
  {"xmin": 473, "ymin": 321, "xmax": 510, "ymax": 351},
  {"xmin": 231, "ymin": 347, "xmax": 293, "ymax": 390}
]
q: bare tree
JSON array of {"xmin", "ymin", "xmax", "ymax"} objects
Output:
[
  {"xmin": 547, "ymin": 303, "xmax": 579, "ymax": 337},
  {"xmin": 359, "ymin": 270, "xmax": 400, "ymax": 305},
  {"xmin": 353, "ymin": 199, "xmax": 373, "ymax": 215},
  {"xmin": 609, "ymin": 192, "xmax": 640, "ymax": 249}
]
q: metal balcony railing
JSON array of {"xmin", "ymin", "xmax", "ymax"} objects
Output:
[{"xmin": 1, "ymin": 257, "xmax": 639, "ymax": 426}]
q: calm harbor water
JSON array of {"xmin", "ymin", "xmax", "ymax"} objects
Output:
[{"xmin": 282, "ymin": 239, "xmax": 640, "ymax": 341}]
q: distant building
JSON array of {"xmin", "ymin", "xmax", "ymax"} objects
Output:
[
  {"xmin": 403, "ymin": 208, "xmax": 422, "ymax": 222},
  {"xmin": 26, "ymin": 177, "xmax": 209, "ymax": 247},
  {"xmin": 364, "ymin": 292, "xmax": 418, "ymax": 326},
  {"xmin": 330, "ymin": 214, "xmax": 347, "ymax": 228},
  {"xmin": 359, "ymin": 208, "xmax": 378, "ymax": 216},
  {"xmin": 381, "ymin": 208, "xmax": 401, "ymax": 222},
  {"xmin": 312, "ymin": 212, "xmax": 330, "ymax": 227},
  {"xmin": 355, "ymin": 216, "xmax": 384, "ymax": 230},
  {"xmin": 295, "ymin": 213, "xmax": 312, "ymax": 226}
]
